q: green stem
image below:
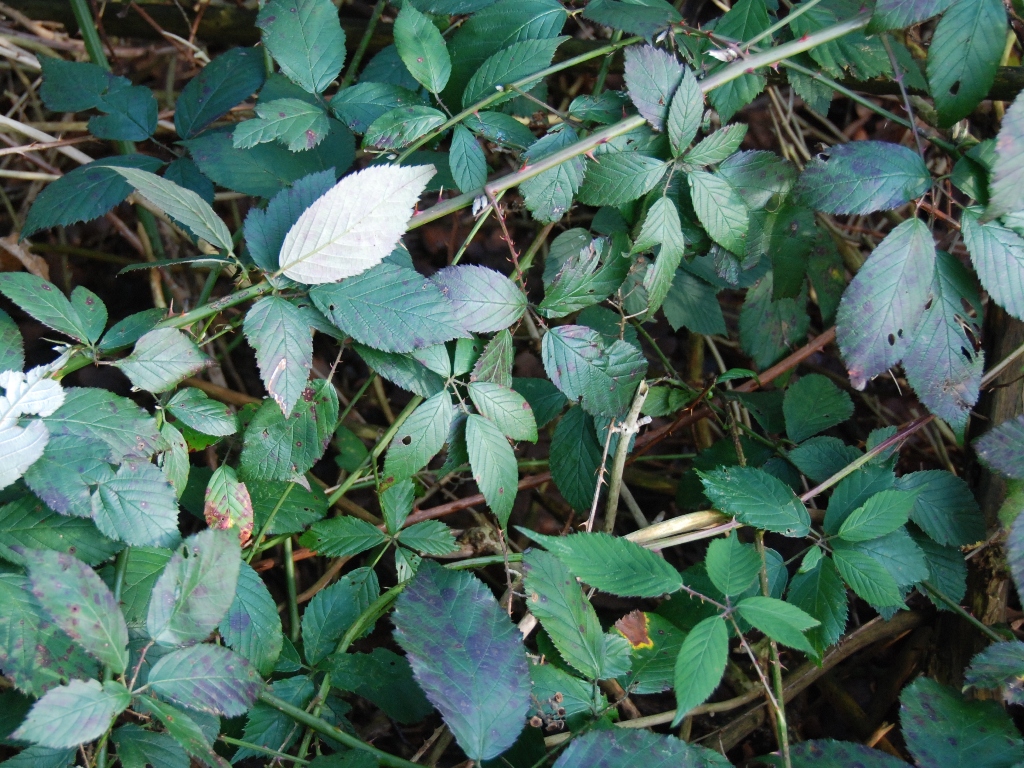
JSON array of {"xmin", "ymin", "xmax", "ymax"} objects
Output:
[
  {"xmin": 592, "ymin": 30, "xmax": 623, "ymax": 96},
  {"xmin": 246, "ymin": 483, "xmax": 295, "ymax": 564},
  {"xmin": 219, "ymin": 736, "xmax": 310, "ymax": 764},
  {"xmin": 745, "ymin": 0, "xmax": 823, "ymax": 49},
  {"xmin": 339, "ymin": 0, "xmax": 387, "ymax": 89},
  {"xmin": 195, "ymin": 265, "xmax": 223, "ymax": 309},
  {"xmin": 69, "ymin": 0, "xmax": 108, "ymax": 71},
  {"xmin": 756, "ymin": 531, "xmax": 791, "ymax": 767},
  {"xmin": 94, "ymin": 549, "xmax": 130, "ymax": 768},
  {"xmin": 284, "ymin": 538, "xmax": 301, "ymax": 643},
  {"xmin": 338, "ymin": 373, "xmax": 376, "ymax": 426},
  {"xmin": 260, "ymin": 692, "xmax": 425, "ymax": 768},
  {"xmin": 408, "ymin": 13, "xmax": 872, "ymax": 229},
  {"xmin": 920, "ymin": 581, "xmax": 1007, "ymax": 643},
  {"xmin": 156, "ymin": 282, "xmax": 274, "ymax": 331}
]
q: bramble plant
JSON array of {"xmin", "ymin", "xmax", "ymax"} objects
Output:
[{"xmin": 2, "ymin": 0, "xmax": 1024, "ymax": 766}]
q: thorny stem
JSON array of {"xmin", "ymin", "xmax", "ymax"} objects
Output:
[
  {"xmin": 603, "ymin": 381, "xmax": 650, "ymax": 533},
  {"xmin": 756, "ymin": 531, "xmax": 792, "ymax": 767}
]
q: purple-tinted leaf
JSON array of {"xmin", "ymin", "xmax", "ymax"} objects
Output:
[
  {"xmin": 961, "ymin": 207, "xmax": 1024, "ymax": 322},
  {"xmin": 24, "ymin": 549, "xmax": 129, "ymax": 674},
  {"xmin": 623, "ymin": 45, "xmax": 684, "ymax": 132},
  {"xmin": 12, "ymin": 679, "xmax": 129, "ymax": 749},
  {"xmin": 218, "ymin": 562, "xmax": 283, "ymax": 676},
  {"xmin": 431, "ymin": 265, "xmax": 526, "ymax": 334},
  {"xmin": 964, "ymin": 641, "xmax": 1024, "ymax": 704},
  {"xmin": 989, "ymin": 92, "xmax": 1024, "ymax": 217},
  {"xmin": 552, "ymin": 728, "xmax": 728, "ymax": 768},
  {"xmin": 836, "ymin": 219, "xmax": 935, "ymax": 389},
  {"xmin": 147, "ymin": 643, "xmax": 262, "ymax": 717},
  {"xmin": 392, "ymin": 560, "xmax": 530, "ymax": 761},
  {"xmin": 796, "ymin": 141, "xmax": 931, "ymax": 215},
  {"xmin": 784, "ymin": 739, "xmax": 907, "ymax": 767},
  {"xmin": 974, "ymin": 415, "xmax": 1024, "ymax": 480}
]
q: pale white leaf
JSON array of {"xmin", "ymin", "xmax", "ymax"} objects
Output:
[
  {"xmin": 278, "ymin": 164, "xmax": 435, "ymax": 284},
  {"xmin": 0, "ymin": 418, "xmax": 49, "ymax": 490}
]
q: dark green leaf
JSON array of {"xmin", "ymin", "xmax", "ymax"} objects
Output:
[
  {"xmin": 363, "ymin": 106, "xmax": 446, "ymax": 149},
  {"xmin": 466, "ymin": 413, "xmax": 519, "ymax": 526},
  {"xmin": 824, "ymin": 465, "xmax": 897, "ymax": 534},
  {"xmin": 844, "ymin": 527, "xmax": 928, "ymax": 588},
  {"xmin": 302, "ymin": 567, "xmax": 378, "ymax": 665},
  {"xmin": 396, "ymin": 520, "xmax": 458, "ymax": 555},
  {"xmin": 898, "ymin": 471, "xmax": 984, "ymax": 548},
  {"xmin": 870, "ymin": 0, "xmax": 957, "ymax": 31},
  {"xmin": 790, "ymin": 1, "xmax": 890, "ymax": 81},
  {"xmin": 300, "ymin": 515, "xmax": 387, "ymax": 558},
  {"xmin": 578, "ymin": 153, "xmax": 668, "ymax": 207},
  {"xmin": 836, "ymin": 218, "xmax": 935, "ymax": 389},
  {"xmin": 356, "ymin": 344, "xmax": 446, "ymax": 398},
  {"xmin": 542, "ymin": 325, "xmax": 647, "ymax": 417},
  {"xmin": 667, "ymin": 68, "xmax": 702, "ymax": 156},
  {"xmin": 550, "ymin": 406, "xmax": 601, "ymax": 511},
  {"xmin": 519, "ymin": 126, "xmax": 586, "ymax": 223},
  {"xmin": 98, "ymin": 308, "xmax": 165, "ymax": 353},
  {"xmin": 232, "ymin": 675, "xmax": 313, "ymax": 762},
  {"xmin": 175, "ymin": 48, "xmax": 266, "ymax": 139},
  {"xmin": 739, "ymin": 275, "xmax": 810, "ymax": 369},
  {"xmin": 464, "ymin": 110, "xmax": 537, "ymax": 149},
  {"xmin": 523, "ymin": 549, "xmax": 630, "ymax": 680},
  {"xmin": 393, "ymin": 560, "xmax": 530, "ymax": 759},
  {"xmin": 684, "ymin": 124, "xmax": 749, "ymax": 167},
  {"xmin": 112, "ymin": 724, "xmax": 189, "ymax": 768},
  {"xmin": 900, "ymin": 677, "xmax": 1024, "ymax": 766},
  {"xmin": 0, "ymin": 495, "xmax": 120, "ymax": 567},
  {"xmin": 523, "ymin": 530, "xmax": 683, "ymax": 597},
  {"xmin": 927, "ymin": 0, "xmax": 1005, "ymax": 127},
  {"xmin": 240, "ymin": 380, "xmax": 339, "ymax": 481},
  {"xmin": 118, "ymin": 547, "xmax": 173, "ymax": 625},
  {"xmin": 965, "ymin": 641, "xmax": 1024, "ymax": 703},
  {"xmin": 89, "ymin": 86, "xmax": 158, "ymax": 141},
  {"xmin": 0, "ymin": 274, "xmax": 92, "ymax": 344},
  {"xmin": 382, "ymin": 391, "xmax": 454, "ymax": 485},
  {"xmin": 962, "ymin": 207, "xmax": 1024, "ymax": 323},
  {"xmin": 538, "ymin": 237, "xmax": 631, "ymax": 319},
  {"xmin": 581, "ymin": 0, "xmax": 681, "ymax": 38},
  {"xmin": 785, "ymin": 740, "xmax": 906, "ymax": 767},
  {"xmin": 432, "ymin": 265, "xmax": 526, "ymax": 334},
  {"xmin": 461, "ymin": 37, "xmax": 565, "ymax": 108},
  {"xmin": 717, "ymin": 150, "xmax": 797, "ymax": 210},
  {"xmin": 257, "ymin": 0, "xmax": 346, "ymax": 94},
  {"xmin": 39, "ymin": 58, "xmax": 121, "ymax": 112},
  {"xmin": 786, "ymin": 556, "xmax": 848, "ymax": 656},
  {"xmin": 330, "ymin": 83, "xmax": 422, "ymax": 135},
  {"xmin": 672, "ymin": 615, "xmax": 728, "ymax": 725},
  {"xmin": 837, "ymin": 489, "xmax": 916, "ymax": 542},
  {"xmin": 12, "ymin": 679, "xmax": 129, "ymax": 749},
  {"xmin": 69, "ymin": 287, "xmax": 106, "ymax": 344},
  {"xmin": 148, "ymin": 644, "xmax": 261, "ymax": 717},
  {"xmin": 552, "ymin": 729, "xmax": 727, "ymax": 768},
  {"xmin": 688, "ymin": 170, "xmax": 747, "ymax": 255},
  {"xmin": 807, "ymin": 234, "xmax": 845, "ymax": 325},
  {"xmin": 735, "ymin": 596, "xmax": 819, "ymax": 654},
  {"xmin": 663, "ymin": 270, "xmax": 726, "ymax": 335},
  {"xmin": 24, "ymin": 549, "xmax": 128, "ymax": 673},
  {"xmin": 783, "ymin": 373, "xmax": 854, "ymax": 442},
  {"xmin": 623, "ymin": 45, "xmax": 684, "ymax": 132},
  {"xmin": 699, "ymin": 466, "xmax": 810, "ymax": 536},
  {"xmin": 0, "ymin": 308, "xmax": 23, "ymax": 372},
  {"xmin": 705, "ymin": 535, "xmax": 760, "ymax": 597},
  {"xmin": 147, "ymin": 529, "xmax": 241, "ymax": 647},
  {"xmin": 796, "ymin": 141, "xmax": 931, "ymax": 214},
  {"xmin": 789, "ymin": 436, "xmax": 861, "ymax": 484},
  {"xmin": 218, "ymin": 562, "xmax": 282, "ymax": 676},
  {"xmin": 329, "ymin": 648, "xmax": 433, "ymax": 723},
  {"xmin": 450, "ymin": 125, "xmax": 488, "ymax": 194}
]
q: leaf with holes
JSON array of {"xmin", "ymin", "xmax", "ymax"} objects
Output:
[
  {"xmin": 836, "ymin": 218, "xmax": 935, "ymax": 390},
  {"xmin": 382, "ymin": 391, "xmax": 454, "ymax": 485},
  {"xmin": 278, "ymin": 164, "xmax": 434, "ymax": 284},
  {"xmin": 24, "ymin": 549, "xmax": 128, "ymax": 674}
]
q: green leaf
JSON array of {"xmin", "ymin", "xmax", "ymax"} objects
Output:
[
  {"xmin": 251, "ymin": 480, "xmax": 328, "ymax": 536},
  {"xmin": 790, "ymin": 1, "xmax": 890, "ymax": 82},
  {"xmin": 12, "ymin": 679, "xmax": 129, "ymax": 749},
  {"xmin": 739, "ymin": 275, "xmax": 811, "ymax": 369},
  {"xmin": 705, "ymin": 0, "xmax": 772, "ymax": 123},
  {"xmin": 831, "ymin": 545, "xmax": 904, "ymax": 607},
  {"xmin": 215, "ymin": 561, "xmax": 284, "ymax": 671},
  {"xmin": 107, "ymin": 168, "xmax": 233, "ymax": 253},
  {"xmin": 98, "ymin": 308, "xmax": 165, "ymax": 353},
  {"xmin": 380, "ymin": 479, "xmax": 414, "ymax": 535},
  {"xmin": 243, "ymin": 297, "xmax": 313, "ymax": 418},
  {"xmin": 735, "ymin": 596, "xmax": 819, "ymax": 654},
  {"xmin": 632, "ymin": 197, "xmax": 686, "ymax": 318},
  {"xmin": 687, "ymin": 170, "xmax": 747, "ymax": 255},
  {"xmin": 786, "ymin": 740, "xmax": 907, "ymax": 767},
  {"xmin": 231, "ymin": 676, "xmax": 313, "ymax": 762},
  {"xmin": 699, "ymin": 466, "xmax": 810, "ymax": 536},
  {"xmin": 523, "ymin": 549, "xmax": 630, "ymax": 680},
  {"xmin": 719, "ymin": 150, "xmax": 798, "ymax": 211},
  {"xmin": 382, "ymin": 391, "xmax": 454, "ymax": 485},
  {"xmin": 671, "ymin": 615, "xmax": 728, "ymax": 725},
  {"xmin": 807, "ymin": 234, "xmax": 846, "ymax": 325},
  {"xmin": 464, "ymin": 111, "xmax": 538, "ymax": 149},
  {"xmin": 843, "ymin": 527, "xmax": 928, "ymax": 587},
  {"xmin": 927, "ymin": 0, "xmax": 1005, "ymax": 127},
  {"xmin": 164, "ymin": 158, "xmax": 214, "ymax": 204},
  {"xmin": 363, "ymin": 105, "xmax": 446, "ymax": 149},
  {"xmin": 116, "ymin": 327, "xmax": 210, "ymax": 393},
  {"xmin": 431, "ymin": 265, "xmax": 526, "ymax": 333},
  {"xmin": 663, "ymin": 270, "xmax": 726, "ymax": 335},
  {"xmin": 301, "ymin": 567, "xmax": 378, "ymax": 665},
  {"xmin": 328, "ymin": 648, "xmax": 433, "ymax": 723},
  {"xmin": 975, "ymin": 415, "xmax": 1024, "ymax": 481},
  {"xmin": 965, "ymin": 641, "xmax": 1024, "ymax": 703},
  {"xmin": 705, "ymin": 535, "xmax": 761, "ymax": 597},
  {"xmin": 962, "ymin": 207, "xmax": 1024, "ymax": 322},
  {"xmin": 538, "ymin": 237, "xmax": 631, "ymax": 319},
  {"xmin": 147, "ymin": 644, "xmax": 261, "ymax": 717},
  {"xmin": 667, "ymin": 67, "xmax": 702, "ymax": 156},
  {"xmin": 278, "ymin": 165, "xmax": 434, "ymax": 284},
  {"xmin": 519, "ymin": 126, "xmax": 586, "ymax": 223},
  {"xmin": 796, "ymin": 141, "xmax": 931, "ymax": 214},
  {"xmin": 39, "ymin": 58, "xmax": 121, "ymax": 111},
  {"xmin": 577, "ymin": 153, "xmax": 668, "ymax": 207},
  {"xmin": 786, "ymin": 556, "xmax": 848, "ymax": 656},
  {"xmin": 468, "ymin": 382, "xmax": 538, "ymax": 442},
  {"xmin": 870, "ymin": 0, "xmax": 957, "ymax": 31},
  {"xmin": 24, "ymin": 549, "xmax": 128, "ymax": 673},
  {"xmin": 684, "ymin": 124, "xmax": 749, "ymax": 167},
  {"xmin": 0, "ymin": 308, "xmax": 23, "ymax": 372},
  {"xmin": 473, "ymin": 329, "xmax": 514, "ymax": 388},
  {"xmin": 329, "ymin": 83, "xmax": 422, "ymax": 135},
  {"xmin": 581, "ymin": 0, "xmax": 681, "ymax": 38},
  {"xmin": 901, "ymin": 677, "xmax": 1024, "ymax": 766},
  {"xmin": 0, "ymin": 274, "xmax": 92, "ymax": 344},
  {"xmin": 542, "ymin": 325, "xmax": 647, "ymax": 418},
  {"xmin": 112, "ymin": 724, "xmax": 189, "ymax": 768},
  {"xmin": 0, "ymin": 496, "xmax": 120, "ymax": 568},
  {"xmin": 175, "ymin": 47, "xmax": 266, "ymax": 139},
  {"xmin": 552, "ymin": 729, "xmax": 727, "ymax": 768},
  {"xmin": 513, "ymin": 377, "xmax": 567, "ymax": 428},
  {"xmin": 166, "ymin": 388, "xmax": 237, "ymax": 436},
  {"xmin": 136, "ymin": 696, "xmax": 228, "ymax": 768},
  {"xmin": 396, "ymin": 520, "xmax": 458, "ymax": 555},
  {"xmin": 450, "ymin": 125, "xmax": 488, "ymax": 194},
  {"xmin": 613, "ymin": 611, "xmax": 686, "ymax": 695},
  {"xmin": 240, "ymin": 380, "xmax": 339, "ymax": 481},
  {"xmin": 88, "ymin": 86, "xmax": 158, "ymax": 141},
  {"xmin": 65, "ymin": 288, "xmax": 104, "ymax": 346},
  {"xmin": 989, "ymin": 92, "xmax": 1024, "ymax": 217},
  {"xmin": 118, "ymin": 547, "xmax": 173, "ymax": 625},
  {"xmin": 300, "ymin": 515, "xmax": 388, "ymax": 558},
  {"xmin": 257, "ymin": 0, "xmax": 346, "ymax": 94},
  {"xmin": 233, "ymin": 98, "xmax": 331, "ymax": 151},
  {"xmin": 355, "ymin": 344, "xmax": 446, "ymax": 398},
  {"xmin": 896, "ymin": 470, "xmax": 985, "ymax": 546},
  {"xmin": 782, "ymin": 373, "xmax": 854, "ymax": 442},
  {"xmin": 393, "ymin": 560, "xmax": 530, "ymax": 760},
  {"xmin": 788, "ymin": 436, "xmax": 861, "ymax": 484},
  {"xmin": 462, "ymin": 37, "xmax": 566, "ymax": 108},
  {"xmin": 466, "ymin": 413, "xmax": 519, "ymax": 526},
  {"xmin": 44, "ymin": 387, "xmax": 165, "ymax": 461},
  {"xmin": 623, "ymin": 45, "xmax": 685, "ymax": 132},
  {"xmin": 91, "ymin": 461, "xmax": 180, "ymax": 548},
  {"xmin": 836, "ymin": 218, "xmax": 936, "ymax": 389},
  {"xmin": 395, "ymin": 4, "xmax": 451, "ymax": 93},
  {"xmin": 550, "ymin": 406, "xmax": 601, "ymax": 512},
  {"xmin": 903, "ymin": 250, "xmax": 985, "ymax": 435},
  {"xmin": 147, "ymin": 528, "xmax": 241, "ymax": 647}
]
